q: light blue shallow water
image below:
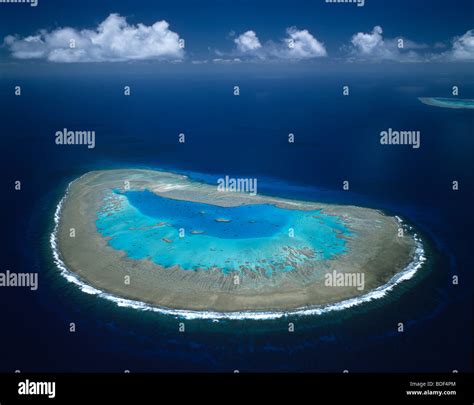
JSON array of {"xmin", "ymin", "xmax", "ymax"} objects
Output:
[{"xmin": 96, "ymin": 190, "xmax": 352, "ymax": 274}]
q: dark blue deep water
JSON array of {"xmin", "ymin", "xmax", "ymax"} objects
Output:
[{"xmin": 0, "ymin": 66, "xmax": 472, "ymax": 372}]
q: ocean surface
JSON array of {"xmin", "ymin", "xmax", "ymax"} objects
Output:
[
  {"xmin": 96, "ymin": 190, "xmax": 350, "ymax": 273},
  {"xmin": 0, "ymin": 66, "xmax": 472, "ymax": 372}
]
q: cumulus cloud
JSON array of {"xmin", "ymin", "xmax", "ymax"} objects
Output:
[
  {"xmin": 351, "ymin": 25, "xmax": 385, "ymax": 55},
  {"xmin": 228, "ymin": 27, "xmax": 326, "ymax": 61},
  {"xmin": 348, "ymin": 26, "xmax": 422, "ymax": 62},
  {"xmin": 3, "ymin": 13, "xmax": 184, "ymax": 62},
  {"xmin": 277, "ymin": 27, "xmax": 327, "ymax": 59},
  {"xmin": 446, "ymin": 29, "xmax": 474, "ymax": 61},
  {"xmin": 234, "ymin": 30, "xmax": 262, "ymax": 53}
]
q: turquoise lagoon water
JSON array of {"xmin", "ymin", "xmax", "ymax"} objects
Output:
[{"xmin": 96, "ymin": 190, "xmax": 352, "ymax": 274}]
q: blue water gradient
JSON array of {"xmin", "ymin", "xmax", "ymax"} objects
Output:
[{"xmin": 96, "ymin": 190, "xmax": 351, "ymax": 274}]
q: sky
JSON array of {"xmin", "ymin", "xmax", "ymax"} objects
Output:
[{"xmin": 0, "ymin": 0, "xmax": 473, "ymax": 67}]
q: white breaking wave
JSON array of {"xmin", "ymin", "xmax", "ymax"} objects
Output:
[{"xmin": 50, "ymin": 178, "xmax": 426, "ymax": 321}]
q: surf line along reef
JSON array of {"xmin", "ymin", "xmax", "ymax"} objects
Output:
[{"xmin": 53, "ymin": 169, "xmax": 424, "ymax": 318}]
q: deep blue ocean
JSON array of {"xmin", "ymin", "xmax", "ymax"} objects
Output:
[{"xmin": 0, "ymin": 66, "xmax": 472, "ymax": 372}]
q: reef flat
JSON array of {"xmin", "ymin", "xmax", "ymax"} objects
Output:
[
  {"xmin": 55, "ymin": 169, "xmax": 418, "ymax": 314},
  {"xmin": 419, "ymin": 97, "xmax": 474, "ymax": 109}
]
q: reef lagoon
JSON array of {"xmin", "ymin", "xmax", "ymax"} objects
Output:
[
  {"xmin": 53, "ymin": 169, "xmax": 423, "ymax": 318},
  {"xmin": 96, "ymin": 189, "xmax": 351, "ymax": 274}
]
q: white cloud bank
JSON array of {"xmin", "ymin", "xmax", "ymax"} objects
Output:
[
  {"xmin": 4, "ymin": 13, "xmax": 184, "ymax": 62},
  {"xmin": 282, "ymin": 27, "xmax": 328, "ymax": 59},
  {"xmin": 351, "ymin": 26, "xmax": 385, "ymax": 55},
  {"xmin": 348, "ymin": 26, "xmax": 422, "ymax": 62},
  {"xmin": 446, "ymin": 29, "xmax": 474, "ymax": 61},
  {"xmin": 231, "ymin": 27, "xmax": 327, "ymax": 61},
  {"xmin": 3, "ymin": 16, "xmax": 473, "ymax": 64},
  {"xmin": 234, "ymin": 30, "xmax": 262, "ymax": 53},
  {"xmin": 348, "ymin": 26, "xmax": 474, "ymax": 63}
]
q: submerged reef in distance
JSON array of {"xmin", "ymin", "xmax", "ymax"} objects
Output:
[{"xmin": 419, "ymin": 97, "xmax": 474, "ymax": 109}]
